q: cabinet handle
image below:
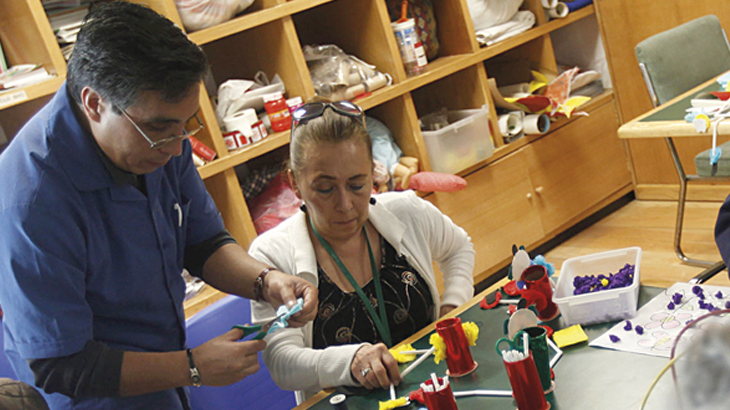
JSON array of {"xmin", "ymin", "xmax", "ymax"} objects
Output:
[{"xmin": 535, "ymin": 186, "xmax": 544, "ymax": 194}]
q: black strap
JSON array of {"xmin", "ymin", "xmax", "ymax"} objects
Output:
[
  {"xmin": 309, "ymin": 219, "xmax": 392, "ymax": 347},
  {"xmin": 176, "ymin": 387, "xmax": 191, "ymax": 410}
]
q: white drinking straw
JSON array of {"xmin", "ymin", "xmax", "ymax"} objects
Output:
[
  {"xmin": 398, "ymin": 349, "xmax": 433, "ymax": 355},
  {"xmin": 453, "ymin": 389, "xmax": 513, "ymax": 398},
  {"xmin": 400, "ymin": 346, "xmax": 436, "ymax": 378},
  {"xmin": 522, "ymin": 332, "xmax": 529, "ymax": 354},
  {"xmin": 547, "ymin": 337, "xmax": 563, "ymax": 368}
]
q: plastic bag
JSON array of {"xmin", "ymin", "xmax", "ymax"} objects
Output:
[
  {"xmin": 466, "ymin": 0, "xmax": 523, "ymax": 31},
  {"xmin": 215, "ymin": 72, "xmax": 285, "ymax": 123},
  {"xmin": 175, "ymin": 0, "xmax": 254, "ymax": 32},
  {"xmin": 248, "ymin": 172, "xmax": 302, "ymax": 235},
  {"xmin": 303, "ymin": 44, "xmax": 391, "ymax": 100}
]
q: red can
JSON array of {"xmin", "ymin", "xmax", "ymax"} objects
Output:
[
  {"xmin": 263, "ymin": 92, "xmax": 292, "ymax": 133},
  {"xmin": 435, "ymin": 317, "xmax": 478, "ymax": 377}
]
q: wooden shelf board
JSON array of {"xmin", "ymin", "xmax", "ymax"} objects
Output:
[
  {"xmin": 457, "ymin": 89, "xmax": 614, "ymax": 177},
  {"xmin": 184, "ymin": 286, "xmax": 227, "ymax": 319},
  {"xmin": 474, "ymin": 5, "xmax": 595, "ymax": 62},
  {"xmin": 0, "ymin": 76, "xmax": 65, "ymax": 110},
  {"xmin": 188, "ymin": 0, "xmax": 337, "ymax": 45},
  {"xmin": 197, "ymin": 130, "xmax": 290, "ymax": 179},
  {"xmin": 358, "ymin": 55, "xmax": 477, "ymax": 110}
]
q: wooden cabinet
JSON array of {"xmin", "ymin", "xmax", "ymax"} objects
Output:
[
  {"xmin": 428, "ymin": 95, "xmax": 631, "ymax": 285},
  {"xmin": 427, "ymin": 150, "xmax": 545, "ymax": 285},
  {"xmin": 525, "ymin": 97, "xmax": 630, "ymax": 234},
  {"xmin": 0, "ymin": 0, "xmax": 633, "ymax": 314}
]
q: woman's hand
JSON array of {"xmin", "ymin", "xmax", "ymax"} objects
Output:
[
  {"xmin": 351, "ymin": 343, "xmax": 401, "ymax": 390},
  {"xmin": 439, "ymin": 304, "xmax": 457, "ymax": 317},
  {"xmin": 262, "ymin": 270, "xmax": 318, "ymax": 327}
]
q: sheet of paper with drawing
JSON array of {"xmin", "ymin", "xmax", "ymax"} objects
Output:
[{"xmin": 590, "ymin": 282, "xmax": 730, "ymax": 358}]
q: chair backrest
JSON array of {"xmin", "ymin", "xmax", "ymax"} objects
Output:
[
  {"xmin": 185, "ymin": 295, "xmax": 296, "ymax": 410},
  {"xmin": 635, "ymin": 15, "xmax": 730, "ymax": 107},
  {"xmin": 0, "ymin": 320, "xmax": 18, "ymax": 379}
]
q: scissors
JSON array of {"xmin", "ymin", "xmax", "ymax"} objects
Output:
[
  {"xmin": 232, "ymin": 298, "xmax": 304, "ymax": 340},
  {"xmin": 233, "ymin": 313, "xmax": 284, "ymax": 340},
  {"xmin": 495, "ymin": 332, "xmax": 529, "ymax": 356}
]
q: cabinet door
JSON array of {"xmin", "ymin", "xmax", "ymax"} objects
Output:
[
  {"xmin": 427, "ymin": 150, "xmax": 544, "ymax": 283},
  {"xmin": 525, "ymin": 100, "xmax": 631, "ymax": 234}
]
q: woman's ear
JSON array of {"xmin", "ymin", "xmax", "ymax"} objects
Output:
[{"xmin": 288, "ymin": 169, "xmax": 301, "ymax": 198}]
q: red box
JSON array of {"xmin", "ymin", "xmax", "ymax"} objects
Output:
[{"xmin": 189, "ymin": 136, "xmax": 216, "ymax": 162}]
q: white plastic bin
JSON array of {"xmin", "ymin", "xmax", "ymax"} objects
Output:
[
  {"xmin": 553, "ymin": 247, "xmax": 642, "ymax": 326},
  {"xmin": 421, "ymin": 108, "xmax": 494, "ymax": 174}
]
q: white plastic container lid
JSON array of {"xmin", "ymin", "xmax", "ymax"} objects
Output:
[{"xmin": 391, "ymin": 18, "xmax": 415, "ymax": 31}]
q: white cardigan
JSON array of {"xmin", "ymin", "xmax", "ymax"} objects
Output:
[{"xmin": 249, "ymin": 190, "xmax": 475, "ymax": 402}]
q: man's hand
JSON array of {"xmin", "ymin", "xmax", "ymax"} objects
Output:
[
  {"xmin": 193, "ymin": 328, "xmax": 266, "ymax": 387},
  {"xmin": 262, "ymin": 270, "xmax": 318, "ymax": 327}
]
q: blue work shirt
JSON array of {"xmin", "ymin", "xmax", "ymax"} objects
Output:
[{"xmin": 0, "ymin": 84, "xmax": 225, "ymax": 409}]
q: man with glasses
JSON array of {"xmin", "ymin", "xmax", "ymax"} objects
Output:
[{"xmin": 0, "ymin": 2, "xmax": 316, "ymax": 409}]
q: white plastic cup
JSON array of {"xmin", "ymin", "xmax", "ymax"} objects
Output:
[{"xmin": 392, "ymin": 18, "xmax": 428, "ymax": 76}]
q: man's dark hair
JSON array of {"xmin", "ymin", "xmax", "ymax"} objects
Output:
[{"xmin": 67, "ymin": 1, "xmax": 208, "ymax": 110}]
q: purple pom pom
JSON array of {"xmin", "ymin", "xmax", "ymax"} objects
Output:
[
  {"xmin": 725, "ymin": 301, "xmax": 730, "ymax": 309},
  {"xmin": 692, "ymin": 285, "xmax": 702, "ymax": 295},
  {"xmin": 716, "ymin": 291, "xmax": 724, "ymax": 299},
  {"xmin": 635, "ymin": 325, "xmax": 644, "ymax": 335},
  {"xmin": 609, "ymin": 335, "xmax": 621, "ymax": 343},
  {"xmin": 667, "ymin": 302, "xmax": 675, "ymax": 310},
  {"xmin": 623, "ymin": 320, "xmax": 632, "ymax": 331}
]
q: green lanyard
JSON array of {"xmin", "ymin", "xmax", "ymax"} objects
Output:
[{"xmin": 309, "ymin": 218, "xmax": 392, "ymax": 347}]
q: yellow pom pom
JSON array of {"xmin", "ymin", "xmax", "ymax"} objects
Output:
[
  {"xmin": 462, "ymin": 322, "xmax": 480, "ymax": 346},
  {"xmin": 429, "ymin": 333, "xmax": 447, "ymax": 364},
  {"xmin": 379, "ymin": 397, "xmax": 408, "ymax": 410},
  {"xmin": 390, "ymin": 344, "xmax": 417, "ymax": 363},
  {"xmin": 600, "ymin": 278, "xmax": 609, "ymax": 287}
]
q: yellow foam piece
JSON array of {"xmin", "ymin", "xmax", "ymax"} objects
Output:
[
  {"xmin": 429, "ymin": 333, "xmax": 447, "ymax": 364},
  {"xmin": 552, "ymin": 324, "xmax": 589, "ymax": 348},
  {"xmin": 379, "ymin": 397, "xmax": 408, "ymax": 410},
  {"xmin": 462, "ymin": 321, "xmax": 480, "ymax": 346},
  {"xmin": 390, "ymin": 344, "xmax": 417, "ymax": 363}
]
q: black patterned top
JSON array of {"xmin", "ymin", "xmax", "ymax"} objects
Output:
[{"xmin": 313, "ymin": 238, "xmax": 434, "ymax": 349}]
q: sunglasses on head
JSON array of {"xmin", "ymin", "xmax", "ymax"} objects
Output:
[{"xmin": 290, "ymin": 101, "xmax": 365, "ymax": 136}]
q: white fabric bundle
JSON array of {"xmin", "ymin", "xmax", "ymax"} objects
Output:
[
  {"xmin": 175, "ymin": 0, "xmax": 254, "ymax": 32},
  {"xmin": 466, "ymin": 0, "xmax": 523, "ymax": 31},
  {"xmin": 475, "ymin": 11, "xmax": 535, "ymax": 46}
]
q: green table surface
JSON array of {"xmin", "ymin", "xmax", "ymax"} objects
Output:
[
  {"xmin": 640, "ymin": 82, "xmax": 721, "ymax": 122},
  {"xmin": 305, "ymin": 286, "xmax": 673, "ymax": 410}
]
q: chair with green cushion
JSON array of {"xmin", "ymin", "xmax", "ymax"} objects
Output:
[{"xmin": 635, "ymin": 14, "xmax": 730, "ymax": 282}]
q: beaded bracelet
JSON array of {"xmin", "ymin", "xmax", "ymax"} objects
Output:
[{"xmin": 254, "ymin": 267, "xmax": 274, "ymax": 301}]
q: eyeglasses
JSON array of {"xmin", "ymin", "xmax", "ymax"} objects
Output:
[
  {"xmin": 290, "ymin": 101, "xmax": 365, "ymax": 137},
  {"xmin": 117, "ymin": 106, "xmax": 205, "ymax": 149}
]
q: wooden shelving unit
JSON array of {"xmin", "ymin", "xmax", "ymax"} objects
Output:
[{"xmin": 1, "ymin": 0, "xmax": 632, "ymax": 314}]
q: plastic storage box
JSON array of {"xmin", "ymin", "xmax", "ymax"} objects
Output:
[
  {"xmin": 552, "ymin": 247, "xmax": 642, "ymax": 326},
  {"xmin": 421, "ymin": 108, "xmax": 494, "ymax": 174}
]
